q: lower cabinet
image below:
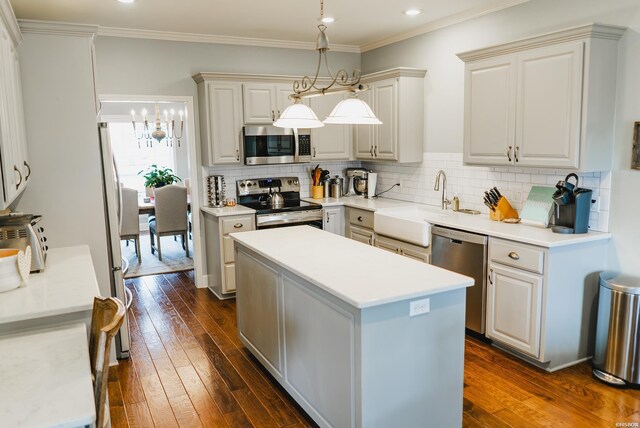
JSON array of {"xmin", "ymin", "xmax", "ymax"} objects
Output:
[
  {"xmin": 345, "ymin": 207, "xmax": 375, "ymax": 246},
  {"xmin": 375, "ymin": 234, "xmax": 430, "ymax": 263},
  {"xmin": 323, "ymin": 206, "xmax": 344, "ymax": 236},
  {"xmin": 486, "ymin": 262, "xmax": 542, "ymax": 358},
  {"xmin": 203, "ymin": 211, "xmax": 255, "ymax": 298}
]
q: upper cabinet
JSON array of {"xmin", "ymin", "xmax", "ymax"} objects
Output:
[
  {"xmin": 310, "ymin": 93, "xmax": 352, "ymax": 161},
  {"xmin": 0, "ymin": 3, "xmax": 30, "ymax": 208},
  {"xmin": 194, "ymin": 77, "xmax": 243, "ymax": 166},
  {"xmin": 355, "ymin": 68, "xmax": 426, "ymax": 163},
  {"xmin": 459, "ymin": 24, "xmax": 626, "ymax": 171},
  {"xmin": 243, "ymin": 83, "xmax": 293, "ymax": 125}
]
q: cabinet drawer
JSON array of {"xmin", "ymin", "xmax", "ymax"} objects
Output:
[
  {"xmin": 347, "ymin": 208, "xmax": 374, "ymax": 229},
  {"xmin": 490, "ymin": 238, "xmax": 544, "ymax": 274},
  {"xmin": 221, "ymin": 215, "xmax": 254, "ymax": 235}
]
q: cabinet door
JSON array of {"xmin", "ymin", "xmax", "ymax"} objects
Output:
[
  {"xmin": 349, "ymin": 225, "xmax": 374, "ymax": 246},
  {"xmin": 401, "ymin": 246, "xmax": 430, "ymax": 264},
  {"xmin": 323, "ymin": 207, "xmax": 344, "ymax": 236},
  {"xmin": 243, "ymin": 83, "xmax": 276, "ymax": 124},
  {"xmin": 276, "ymin": 84, "xmax": 294, "ymax": 120},
  {"xmin": 208, "ymin": 82, "xmax": 242, "ymax": 164},
  {"xmin": 311, "ymin": 94, "xmax": 351, "ymax": 160},
  {"xmin": 12, "ymin": 44, "xmax": 29, "ymax": 187},
  {"xmin": 515, "ymin": 42, "xmax": 583, "ymax": 168},
  {"xmin": 223, "ymin": 264, "xmax": 236, "ymax": 293},
  {"xmin": 373, "ymin": 79, "xmax": 398, "ymax": 160},
  {"xmin": 0, "ymin": 25, "xmax": 18, "ymax": 205},
  {"xmin": 486, "ymin": 264, "xmax": 542, "ymax": 358},
  {"xmin": 463, "ymin": 57, "xmax": 516, "ymax": 166},
  {"xmin": 374, "ymin": 236, "xmax": 400, "ymax": 254},
  {"xmin": 354, "ymin": 90, "xmax": 374, "ymax": 159}
]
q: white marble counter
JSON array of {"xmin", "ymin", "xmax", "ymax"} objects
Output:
[
  {"xmin": 304, "ymin": 196, "xmax": 610, "ymax": 248},
  {"xmin": 0, "ymin": 323, "xmax": 95, "ymax": 428},
  {"xmin": 231, "ymin": 226, "xmax": 473, "ymax": 308},
  {"xmin": 0, "ymin": 245, "xmax": 100, "ymax": 326},
  {"xmin": 201, "ymin": 205, "xmax": 256, "ymax": 217}
]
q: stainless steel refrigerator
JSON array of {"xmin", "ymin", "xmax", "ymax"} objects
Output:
[{"xmin": 98, "ymin": 122, "xmax": 131, "ymax": 359}]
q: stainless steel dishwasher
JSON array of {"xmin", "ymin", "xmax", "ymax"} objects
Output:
[{"xmin": 431, "ymin": 226, "xmax": 488, "ymax": 334}]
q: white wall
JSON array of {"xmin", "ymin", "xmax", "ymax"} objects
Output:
[
  {"xmin": 15, "ymin": 32, "xmax": 112, "ymax": 297},
  {"xmin": 362, "ymin": 0, "xmax": 640, "ymax": 275}
]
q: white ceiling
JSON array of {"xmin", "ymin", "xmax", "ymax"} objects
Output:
[{"xmin": 10, "ymin": 0, "xmax": 527, "ymax": 51}]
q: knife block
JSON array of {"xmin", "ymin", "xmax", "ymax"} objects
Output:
[{"xmin": 490, "ymin": 196, "xmax": 519, "ymax": 221}]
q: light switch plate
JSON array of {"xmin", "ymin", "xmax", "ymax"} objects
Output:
[{"xmin": 409, "ymin": 298, "xmax": 430, "ymax": 317}]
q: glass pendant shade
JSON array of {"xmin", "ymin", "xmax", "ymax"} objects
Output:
[
  {"xmin": 323, "ymin": 97, "xmax": 382, "ymax": 125},
  {"xmin": 273, "ymin": 100, "xmax": 324, "ymax": 129}
]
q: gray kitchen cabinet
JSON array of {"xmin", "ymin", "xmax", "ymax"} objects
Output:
[
  {"xmin": 345, "ymin": 207, "xmax": 375, "ymax": 245},
  {"xmin": 355, "ymin": 68, "xmax": 426, "ymax": 163},
  {"xmin": 487, "ymin": 262, "xmax": 543, "ymax": 358},
  {"xmin": 486, "ymin": 236, "xmax": 608, "ymax": 371},
  {"xmin": 243, "ymin": 82, "xmax": 292, "ymax": 124},
  {"xmin": 0, "ymin": 13, "xmax": 29, "ymax": 209},
  {"xmin": 323, "ymin": 206, "xmax": 344, "ymax": 236},
  {"xmin": 459, "ymin": 24, "xmax": 625, "ymax": 171},
  {"xmin": 194, "ymin": 78, "xmax": 243, "ymax": 166},
  {"xmin": 203, "ymin": 211, "xmax": 255, "ymax": 298},
  {"xmin": 375, "ymin": 234, "xmax": 430, "ymax": 263},
  {"xmin": 310, "ymin": 94, "xmax": 351, "ymax": 161}
]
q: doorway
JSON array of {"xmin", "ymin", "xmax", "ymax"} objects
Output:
[{"xmin": 98, "ymin": 95, "xmax": 204, "ymax": 285}]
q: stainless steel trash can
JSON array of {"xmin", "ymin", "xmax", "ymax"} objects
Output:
[{"xmin": 592, "ymin": 272, "xmax": 640, "ymax": 386}]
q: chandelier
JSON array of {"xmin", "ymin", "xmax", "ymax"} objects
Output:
[
  {"xmin": 131, "ymin": 105, "xmax": 185, "ymax": 148},
  {"xmin": 274, "ymin": 0, "xmax": 381, "ymax": 129}
]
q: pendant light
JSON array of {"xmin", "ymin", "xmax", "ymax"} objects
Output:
[{"xmin": 274, "ymin": 0, "xmax": 381, "ymax": 128}]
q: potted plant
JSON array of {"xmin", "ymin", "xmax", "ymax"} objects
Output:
[{"xmin": 138, "ymin": 164, "xmax": 181, "ymax": 197}]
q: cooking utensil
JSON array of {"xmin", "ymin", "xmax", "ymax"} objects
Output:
[{"xmin": 493, "ymin": 187, "xmax": 502, "ymax": 198}]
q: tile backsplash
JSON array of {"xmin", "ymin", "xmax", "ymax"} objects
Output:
[
  {"xmin": 363, "ymin": 153, "xmax": 611, "ymax": 232},
  {"xmin": 205, "ymin": 153, "xmax": 611, "ymax": 233},
  {"xmin": 206, "ymin": 161, "xmax": 358, "ymax": 201}
]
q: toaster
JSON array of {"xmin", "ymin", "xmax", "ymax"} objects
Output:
[{"xmin": 0, "ymin": 215, "xmax": 47, "ymax": 272}]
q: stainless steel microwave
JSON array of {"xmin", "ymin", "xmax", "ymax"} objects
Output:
[{"xmin": 243, "ymin": 126, "xmax": 311, "ymax": 165}]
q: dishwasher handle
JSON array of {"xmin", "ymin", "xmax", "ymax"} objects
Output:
[{"xmin": 431, "ymin": 225, "xmax": 488, "ymax": 245}]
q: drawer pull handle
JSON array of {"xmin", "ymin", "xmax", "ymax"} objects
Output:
[
  {"xmin": 357, "ymin": 216, "xmax": 364, "ymax": 222},
  {"xmin": 234, "ymin": 223, "xmax": 243, "ymax": 229},
  {"xmin": 507, "ymin": 146, "xmax": 512, "ymax": 162},
  {"xmin": 508, "ymin": 252, "xmax": 520, "ymax": 260},
  {"xmin": 489, "ymin": 269, "xmax": 494, "ymax": 285}
]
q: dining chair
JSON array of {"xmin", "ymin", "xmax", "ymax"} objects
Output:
[
  {"xmin": 89, "ymin": 296, "xmax": 125, "ymax": 428},
  {"xmin": 184, "ymin": 178, "xmax": 192, "ymax": 240},
  {"xmin": 119, "ymin": 187, "xmax": 141, "ymax": 262},
  {"xmin": 150, "ymin": 184, "xmax": 189, "ymax": 261}
]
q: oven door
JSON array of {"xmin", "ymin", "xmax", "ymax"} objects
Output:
[
  {"xmin": 244, "ymin": 126, "xmax": 296, "ymax": 165},
  {"xmin": 256, "ymin": 210, "xmax": 324, "ymax": 229}
]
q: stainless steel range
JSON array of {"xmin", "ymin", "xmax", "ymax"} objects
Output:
[{"xmin": 237, "ymin": 177, "xmax": 323, "ymax": 229}]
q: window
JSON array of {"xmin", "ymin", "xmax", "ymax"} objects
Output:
[{"xmin": 108, "ymin": 122, "xmax": 176, "ymax": 197}]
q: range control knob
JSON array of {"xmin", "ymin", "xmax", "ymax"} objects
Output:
[{"xmin": 240, "ymin": 183, "xmax": 245, "ymax": 187}]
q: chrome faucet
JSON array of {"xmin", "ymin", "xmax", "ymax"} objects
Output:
[{"xmin": 434, "ymin": 170, "xmax": 451, "ymax": 210}]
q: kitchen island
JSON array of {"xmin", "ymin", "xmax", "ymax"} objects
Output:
[{"xmin": 231, "ymin": 226, "xmax": 473, "ymax": 428}]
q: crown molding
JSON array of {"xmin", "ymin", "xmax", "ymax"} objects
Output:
[
  {"xmin": 360, "ymin": 0, "xmax": 530, "ymax": 52},
  {"xmin": 97, "ymin": 26, "xmax": 361, "ymax": 53},
  {"xmin": 361, "ymin": 67, "xmax": 427, "ymax": 82},
  {"xmin": 0, "ymin": 0, "xmax": 22, "ymax": 45},
  {"xmin": 457, "ymin": 23, "xmax": 627, "ymax": 62},
  {"xmin": 18, "ymin": 20, "xmax": 99, "ymax": 40}
]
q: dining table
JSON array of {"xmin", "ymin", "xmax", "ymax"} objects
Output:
[{"xmin": 138, "ymin": 196, "xmax": 191, "ymax": 215}]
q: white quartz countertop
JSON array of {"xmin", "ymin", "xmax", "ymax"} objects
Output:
[
  {"xmin": 0, "ymin": 323, "xmax": 95, "ymax": 427},
  {"xmin": 231, "ymin": 226, "xmax": 474, "ymax": 309},
  {"xmin": 304, "ymin": 196, "xmax": 610, "ymax": 248},
  {"xmin": 0, "ymin": 246, "xmax": 101, "ymax": 325},
  {"xmin": 201, "ymin": 205, "xmax": 256, "ymax": 217},
  {"xmin": 302, "ymin": 196, "xmax": 416, "ymax": 211}
]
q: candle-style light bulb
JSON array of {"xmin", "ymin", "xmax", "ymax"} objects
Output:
[
  {"xmin": 131, "ymin": 109, "xmax": 136, "ymax": 120},
  {"xmin": 164, "ymin": 110, "xmax": 168, "ymax": 121},
  {"xmin": 179, "ymin": 110, "xmax": 184, "ymax": 119},
  {"xmin": 141, "ymin": 109, "xmax": 147, "ymax": 119},
  {"xmin": 170, "ymin": 109, "xmax": 175, "ymax": 119}
]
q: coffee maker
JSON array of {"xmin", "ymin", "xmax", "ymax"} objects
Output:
[
  {"xmin": 346, "ymin": 168, "xmax": 371, "ymax": 197},
  {"xmin": 552, "ymin": 173, "xmax": 592, "ymax": 234}
]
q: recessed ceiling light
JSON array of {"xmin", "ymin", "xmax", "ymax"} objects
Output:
[
  {"xmin": 118, "ymin": 0, "xmax": 135, "ymax": 3},
  {"xmin": 403, "ymin": 9, "xmax": 423, "ymax": 16},
  {"xmin": 319, "ymin": 16, "xmax": 335, "ymax": 24}
]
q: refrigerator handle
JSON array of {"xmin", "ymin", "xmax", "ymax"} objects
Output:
[{"xmin": 124, "ymin": 287, "xmax": 133, "ymax": 311}]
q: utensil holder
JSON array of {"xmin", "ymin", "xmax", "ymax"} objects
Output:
[
  {"xmin": 490, "ymin": 196, "xmax": 519, "ymax": 221},
  {"xmin": 312, "ymin": 186, "xmax": 324, "ymax": 199}
]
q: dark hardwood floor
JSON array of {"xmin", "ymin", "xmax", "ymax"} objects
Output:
[{"xmin": 109, "ymin": 272, "xmax": 640, "ymax": 427}]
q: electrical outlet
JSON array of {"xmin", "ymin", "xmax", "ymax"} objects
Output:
[
  {"xmin": 590, "ymin": 197, "xmax": 600, "ymax": 212},
  {"xmin": 398, "ymin": 178, "xmax": 403, "ymax": 189},
  {"xmin": 409, "ymin": 298, "xmax": 430, "ymax": 317}
]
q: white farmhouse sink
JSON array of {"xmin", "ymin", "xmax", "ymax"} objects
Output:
[{"xmin": 374, "ymin": 206, "xmax": 447, "ymax": 247}]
